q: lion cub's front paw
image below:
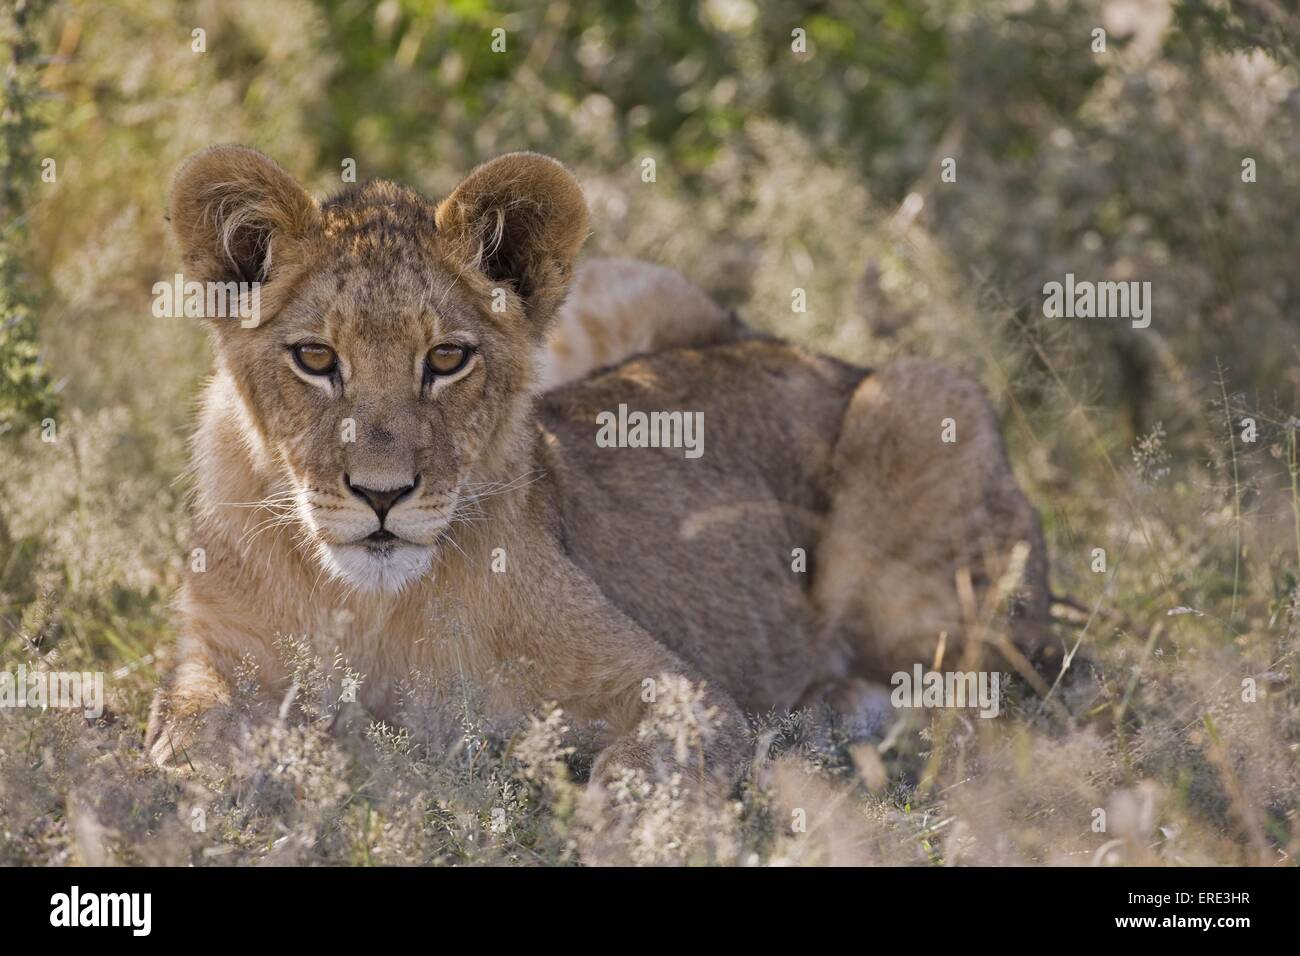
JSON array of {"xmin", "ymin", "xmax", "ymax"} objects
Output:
[
  {"xmin": 145, "ymin": 718, "xmax": 201, "ymax": 771},
  {"xmin": 588, "ymin": 727, "xmax": 748, "ymax": 800},
  {"xmin": 144, "ymin": 690, "xmax": 232, "ymax": 774},
  {"xmin": 589, "ymin": 737, "xmax": 658, "ymax": 788}
]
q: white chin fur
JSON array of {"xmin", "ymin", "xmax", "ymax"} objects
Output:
[{"xmin": 320, "ymin": 540, "xmax": 434, "ymax": 593}]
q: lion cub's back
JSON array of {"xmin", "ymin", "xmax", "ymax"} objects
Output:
[{"xmin": 537, "ymin": 338, "xmax": 866, "ymax": 712}]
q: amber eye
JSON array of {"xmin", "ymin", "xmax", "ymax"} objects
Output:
[
  {"xmin": 427, "ymin": 344, "xmax": 470, "ymax": 376},
  {"xmin": 292, "ymin": 343, "xmax": 338, "ymax": 376}
]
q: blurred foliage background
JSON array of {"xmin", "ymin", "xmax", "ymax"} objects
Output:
[
  {"xmin": 1, "ymin": 0, "xmax": 1298, "ymax": 865},
  {"xmin": 6, "ymin": 0, "xmax": 1297, "ymax": 429}
]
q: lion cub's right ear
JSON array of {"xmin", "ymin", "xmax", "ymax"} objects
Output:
[{"xmin": 169, "ymin": 145, "xmax": 319, "ymax": 288}]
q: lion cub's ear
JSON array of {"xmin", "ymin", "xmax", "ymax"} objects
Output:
[
  {"xmin": 435, "ymin": 152, "xmax": 589, "ymax": 334},
  {"xmin": 169, "ymin": 145, "xmax": 319, "ymax": 288}
]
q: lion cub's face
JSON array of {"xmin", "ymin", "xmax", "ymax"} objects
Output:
[
  {"xmin": 169, "ymin": 148, "xmax": 588, "ymax": 592},
  {"xmin": 258, "ymin": 223, "xmax": 525, "ymax": 592}
]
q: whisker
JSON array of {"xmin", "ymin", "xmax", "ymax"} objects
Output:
[
  {"xmin": 239, "ymin": 513, "xmax": 300, "ymax": 550},
  {"xmin": 218, "ymin": 490, "xmax": 301, "ymax": 510}
]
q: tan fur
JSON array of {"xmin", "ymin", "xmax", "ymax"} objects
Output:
[
  {"xmin": 147, "ymin": 146, "xmax": 1050, "ymax": 787},
  {"xmin": 540, "ymin": 258, "xmax": 743, "ymax": 389},
  {"xmin": 812, "ymin": 360, "xmax": 1051, "ymax": 678}
]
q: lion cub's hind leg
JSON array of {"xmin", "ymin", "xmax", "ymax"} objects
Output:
[{"xmin": 813, "ymin": 359, "xmax": 1052, "ymax": 683}]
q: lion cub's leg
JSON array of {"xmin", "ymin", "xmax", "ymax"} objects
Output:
[
  {"xmin": 796, "ymin": 676, "xmax": 896, "ymax": 740},
  {"xmin": 145, "ymin": 643, "xmax": 234, "ymax": 769},
  {"xmin": 814, "ymin": 359, "xmax": 1052, "ymax": 681}
]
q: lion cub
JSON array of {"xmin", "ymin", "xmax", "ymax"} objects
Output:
[
  {"xmin": 147, "ymin": 146, "xmax": 1050, "ymax": 785},
  {"xmin": 540, "ymin": 257, "xmax": 745, "ymax": 390}
]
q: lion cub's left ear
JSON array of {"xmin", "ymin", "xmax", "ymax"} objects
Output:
[{"xmin": 435, "ymin": 152, "xmax": 589, "ymax": 335}]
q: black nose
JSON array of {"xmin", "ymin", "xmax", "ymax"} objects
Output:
[{"xmin": 345, "ymin": 475, "xmax": 417, "ymax": 523}]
